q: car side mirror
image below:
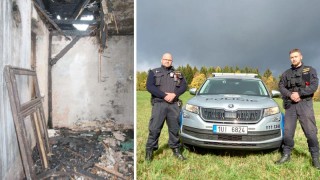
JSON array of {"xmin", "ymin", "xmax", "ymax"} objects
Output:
[
  {"xmin": 271, "ymin": 90, "xmax": 281, "ymax": 98},
  {"xmin": 189, "ymin": 88, "xmax": 197, "ymax": 95}
]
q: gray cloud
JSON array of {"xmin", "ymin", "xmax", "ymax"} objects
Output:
[{"xmin": 137, "ymin": 0, "xmax": 320, "ymax": 76}]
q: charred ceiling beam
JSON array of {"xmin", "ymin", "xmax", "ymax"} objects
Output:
[
  {"xmin": 32, "ymin": 0, "xmax": 70, "ymax": 40},
  {"xmin": 52, "ymin": 29, "xmax": 132, "ymax": 36},
  {"xmin": 50, "ymin": 36, "xmax": 81, "ymax": 66},
  {"xmin": 51, "ymin": 30, "xmax": 96, "ymax": 37},
  {"xmin": 73, "ymin": 0, "xmax": 91, "ymax": 20},
  {"xmin": 54, "ymin": 19, "xmax": 98, "ymax": 25}
]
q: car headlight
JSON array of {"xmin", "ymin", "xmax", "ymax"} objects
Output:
[
  {"xmin": 263, "ymin": 106, "xmax": 279, "ymax": 117},
  {"xmin": 185, "ymin": 104, "xmax": 199, "ymax": 114}
]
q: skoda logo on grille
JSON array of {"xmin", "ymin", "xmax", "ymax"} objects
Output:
[{"xmin": 228, "ymin": 104, "xmax": 234, "ymax": 108}]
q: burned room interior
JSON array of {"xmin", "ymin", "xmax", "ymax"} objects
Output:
[{"xmin": 0, "ymin": 0, "xmax": 134, "ymax": 179}]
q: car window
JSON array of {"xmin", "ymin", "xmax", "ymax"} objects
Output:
[{"xmin": 198, "ymin": 78, "xmax": 269, "ymax": 96}]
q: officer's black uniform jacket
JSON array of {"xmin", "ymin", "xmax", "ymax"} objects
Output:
[
  {"xmin": 279, "ymin": 63, "xmax": 319, "ymax": 100},
  {"xmin": 146, "ymin": 65, "xmax": 187, "ymax": 102}
]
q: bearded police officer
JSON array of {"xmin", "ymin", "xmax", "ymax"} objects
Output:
[
  {"xmin": 145, "ymin": 53, "xmax": 187, "ymax": 162},
  {"xmin": 276, "ymin": 48, "xmax": 320, "ymax": 169}
]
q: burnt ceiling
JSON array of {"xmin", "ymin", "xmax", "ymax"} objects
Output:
[{"xmin": 33, "ymin": 0, "xmax": 134, "ymax": 37}]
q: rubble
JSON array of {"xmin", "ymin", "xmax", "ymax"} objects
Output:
[
  {"xmin": 113, "ymin": 131, "xmax": 126, "ymax": 141},
  {"xmin": 32, "ymin": 120, "xmax": 134, "ymax": 179}
]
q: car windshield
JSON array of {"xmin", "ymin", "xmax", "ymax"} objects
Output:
[{"xmin": 198, "ymin": 78, "xmax": 269, "ymax": 96}]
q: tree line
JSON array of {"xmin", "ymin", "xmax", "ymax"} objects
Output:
[{"xmin": 136, "ymin": 64, "xmax": 320, "ymax": 101}]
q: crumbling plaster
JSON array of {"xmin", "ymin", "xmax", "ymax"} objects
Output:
[{"xmin": 52, "ymin": 35, "xmax": 133, "ymax": 127}]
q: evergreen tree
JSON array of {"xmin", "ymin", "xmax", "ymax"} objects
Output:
[
  {"xmin": 244, "ymin": 66, "xmax": 250, "ymax": 73},
  {"xmin": 223, "ymin": 66, "xmax": 230, "ymax": 73},
  {"xmin": 263, "ymin": 68, "xmax": 272, "ymax": 78},
  {"xmin": 193, "ymin": 66, "xmax": 199, "ymax": 75},
  {"xmin": 215, "ymin": 66, "xmax": 222, "ymax": 73},
  {"xmin": 235, "ymin": 66, "xmax": 240, "ymax": 73},
  {"xmin": 184, "ymin": 64, "xmax": 194, "ymax": 85},
  {"xmin": 200, "ymin": 66, "xmax": 208, "ymax": 77},
  {"xmin": 207, "ymin": 66, "xmax": 215, "ymax": 76},
  {"xmin": 230, "ymin": 67, "xmax": 234, "ymax": 73}
]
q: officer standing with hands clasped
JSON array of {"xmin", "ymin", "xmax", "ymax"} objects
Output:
[
  {"xmin": 145, "ymin": 52, "xmax": 187, "ymax": 162},
  {"xmin": 276, "ymin": 48, "xmax": 320, "ymax": 169}
]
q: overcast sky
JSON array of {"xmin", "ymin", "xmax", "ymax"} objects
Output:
[{"xmin": 137, "ymin": 0, "xmax": 320, "ymax": 76}]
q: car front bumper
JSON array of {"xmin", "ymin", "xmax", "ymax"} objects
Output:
[
  {"xmin": 180, "ymin": 111, "xmax": 283, "ymax": 150},
  {"xmin": 181, "ymin": 125, "xmax": 282, "ymax": 150}
]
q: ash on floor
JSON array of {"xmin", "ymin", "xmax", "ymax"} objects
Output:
[{"xmin": 32, "ymin": 121, "xmax": 134, "ymax": 179}]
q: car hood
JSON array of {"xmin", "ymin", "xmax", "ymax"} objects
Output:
[{"xmin": 186, "ymin": 94, "xmax": 278, "ymax": 109}]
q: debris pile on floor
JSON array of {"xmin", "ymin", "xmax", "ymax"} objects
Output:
[{"xmin": 32, "ymin": 120, "xmax": 134, "ymax": 179}]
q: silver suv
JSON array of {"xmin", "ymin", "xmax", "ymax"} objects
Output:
[{"xmin": 180, "ymin": 73, "xmax": 283, "ymax": 150}]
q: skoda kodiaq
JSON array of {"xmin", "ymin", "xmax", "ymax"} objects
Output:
[{"xmin": 180, "ymin": 73, "xmax": 283, "ymax": 150}]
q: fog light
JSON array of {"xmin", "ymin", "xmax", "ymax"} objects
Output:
[
  {"xmin": 183, "ymin": 112, "xmax": 190, "ymax": 118},
  {"xmin": 272, "ymin": 116, "xmax": 281, "ymax": 122}
]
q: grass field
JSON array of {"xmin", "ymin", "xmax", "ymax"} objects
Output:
[{"xmin": 137, "ymin": 91, "xmax": 320, "ymax": 179}]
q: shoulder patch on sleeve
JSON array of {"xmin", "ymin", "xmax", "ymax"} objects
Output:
[{"xmin": 302, "ymin": 67, "xmax": 310, "ymax": 73}]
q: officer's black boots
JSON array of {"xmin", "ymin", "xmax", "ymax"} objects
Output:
[
  {"xmin": 312, "ymin": 158, "xmax": 320, "ymax": 169},
  {"xmin": 275, "ymin": 154, "xmax": 290, "ymax": 164},
  {"xmin": 145, "ymin": 149, "xmax": 153, "ymax": 162},
  {"xmin": 172, "ymin": 148, "xmax": 186, "ymax": 161}
]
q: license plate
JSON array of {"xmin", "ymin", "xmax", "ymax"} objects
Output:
[{"xmin": 213, "ymin": 125, "xmax": 248, "ymax": 134}]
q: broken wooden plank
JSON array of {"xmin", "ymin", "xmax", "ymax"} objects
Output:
[
  {"xmin": 95, "ymin": 163, "xmax": 126, "ymax": 180},
  {"xmin": 31, "ymin": 111, "xmax": 49, "ymax": 169}
]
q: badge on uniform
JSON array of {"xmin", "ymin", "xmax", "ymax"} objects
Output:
[{"xmin": 170, "ymin": 72, "xmax": 174, "ymax": 77}]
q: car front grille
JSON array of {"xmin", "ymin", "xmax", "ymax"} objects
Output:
[
  {"xmin": 201, "ymin": 108, "xmax": 262, "ymax": 123},
  {"xmin": 182, "ymin": 126, "xmax": 281, "ymax": 142}
]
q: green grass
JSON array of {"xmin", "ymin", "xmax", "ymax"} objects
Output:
[{"xmin": 137, "ymin": 91, "xmax": 320, "ymax": 179}]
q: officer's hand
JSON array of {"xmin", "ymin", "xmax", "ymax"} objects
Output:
[
  {"xmin": 290, "ymin": 92, "xmax": 301, "ymax": 102},
  {"xmin": 295, "ymin": 98, "xmax": 301, "ymax": 102},
  {"xmin": 164, "ymin": 93, "xmax": 176, "ymax": 103}
]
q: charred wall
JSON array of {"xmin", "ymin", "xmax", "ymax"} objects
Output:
[{"xmin": 52, "ymin": 35, "xmax": 134, "ymax": 127}]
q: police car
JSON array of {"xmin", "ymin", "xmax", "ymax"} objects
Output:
[{"xmin": 180, "ymin": 73, "xmax": 284, "ymax": 150}]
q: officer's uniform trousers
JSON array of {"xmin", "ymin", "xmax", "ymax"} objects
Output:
[
  {"xmin": 283, "ymin": 99, "xmax": 319, "ymax": 158},
  {"xmin": 146, "ymin": 101, "xmax": 180, "ymax": 151}
]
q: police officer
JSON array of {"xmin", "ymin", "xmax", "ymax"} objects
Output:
[
  {"xmin": 145, "ymin": 52, "xmax": 187, "ymax": 162},
  {"xmin": 276, "ymin": 48, "xmax": 320, "ymax": 169}
]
